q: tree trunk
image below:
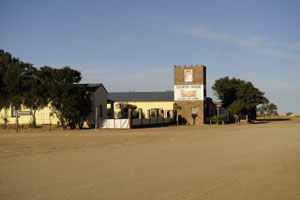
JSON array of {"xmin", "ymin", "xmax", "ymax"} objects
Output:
[
  {"xmin": 30, "ymin": 108, "xmax": 35, "ymax": 128},
  {"xmin": 32, "ymin": 109, "xmax": 37, "ymax": 128},
  {"xmin": 77, "ymin": 112, "xmax": 80, "ymax": 130},
  {"xmin": 59, "ymin": 116, "xmax": 65, "ymax": 130}
]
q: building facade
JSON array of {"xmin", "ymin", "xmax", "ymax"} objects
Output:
[
  {"xmin": 0, "ymin": 104, "xmax": 60, "ymax": 126},
  {"xmin": 0, "ymin": 83, "xmax": 107, "ymax": 128},
  {"xmin": 174, "ymin": 65, "xmax": 206, "ymax": 125},
  {"xmin": 107, "ymin": 91, "xmax": 174, "ymax": 119}
]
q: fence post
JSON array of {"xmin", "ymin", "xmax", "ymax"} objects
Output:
[
  {"xmin": 154, "ymin": 109, "xmax": 158, "ymax": 124},
  {"xmin": 128, "ymin": 108, "xmax": 132, "ymax": 129},
  {"xmin": 95, "ymin": 106, "xmax": 98, "ymax": 129},
  {"xmin": 148, "ymin": 110, "xmax": 151, "ymax": 125},
  {"xmin": 139, "ymin": 108, "xmax": 142, "ymax": 126},
  {"xmin": 162, "ymin": 109, "xmax": 164, "ymax": 126},
  {"xmin": 16, "ymin": 110, "xmax": 19, "ymax": 132}
]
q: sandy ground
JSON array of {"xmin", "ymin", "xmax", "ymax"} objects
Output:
[{"xmin": 0, "ymin": 118, "xmax": 300, "ymax": 200}]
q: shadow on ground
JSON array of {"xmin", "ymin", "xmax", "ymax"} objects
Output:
[
  {"xmin": 250, "ymin": 118, "xmax": 290, "ymax": 124},
  {"xmin": 256, "ymin": 118, "xmax": 290, "ymax": 122}
]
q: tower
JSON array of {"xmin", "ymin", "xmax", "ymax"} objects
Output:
[{"xmin": 174, "ymin": 65, "xmax": 206, "ymax": 125}]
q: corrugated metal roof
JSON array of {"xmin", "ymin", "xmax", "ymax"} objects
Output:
[
  {"xmin": 108, "ymin": 91, "xmax": 174, "ymax": 101},
  {"xmin": 81, "ymin": 83, "xmax": 107, "ymax": 93}
]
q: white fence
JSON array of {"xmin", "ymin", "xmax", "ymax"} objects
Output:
[
  {"xmin": 98, "ymin": 117, "xmax": 173, "ymax": 129},
  {"xmin": 99, "ymin": 119, "xmax": 129, "ymax": 129}
]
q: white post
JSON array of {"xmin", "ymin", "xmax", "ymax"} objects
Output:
[{"xmin": 95, "ymin": 106, "xmax": 98, "ymax": 129}]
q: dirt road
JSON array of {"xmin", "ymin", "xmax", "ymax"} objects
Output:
[{"xmin": 1, "ymin": 119, "xmax": 300, "ymax": 199}]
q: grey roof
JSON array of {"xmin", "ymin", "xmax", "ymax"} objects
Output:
[
  {"xmin": 81, "ymin": 83, "xmax": 107, "ymax": 93},
  {"xmin": 108, "ymin": 91, "xmax": 174, "ymax": 101}
]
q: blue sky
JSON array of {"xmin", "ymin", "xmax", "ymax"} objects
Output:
[{"xmin": 1, "ymin": 0, "xmax": 300, "ymax": 113}]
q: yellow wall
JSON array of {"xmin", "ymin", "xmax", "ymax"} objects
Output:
[
  {"xmin": 0, "ymin": 100, "xmax": 173, "ymax": 124},
  {"xmin": 111, "ymin": 100, "xmax": 174, "ymax": 119},
  {"xmin": 0, "ymin": 104, "xmax": 59, "ymax": 125},
  {"xmin": 0, "ymin": 85, "xmax": 108, "ymax": 127}
]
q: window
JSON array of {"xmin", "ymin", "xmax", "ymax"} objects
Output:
[{"xmin": 99, "ymin": 105, "xmax": 103, "ymax": 117}]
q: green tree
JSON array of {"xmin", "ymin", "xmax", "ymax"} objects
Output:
[
  {"xmin": 46, "ymin": 66, "xmax": 91, "ymax": 129},
  {"xmin": 57, "ymin": 84, "xmax": 91, "ymax": 129},
  {"xmin": 212, "ymin": 76, "xmax": 265, "ymax": 120},
  {"xmin": 228, "ymin": 100, "xmax": 245, "ymax": 115},
  {"xmin": 267, "ymin": 103, "xmax": 278, "ymax": 115},
  {"xmin": 257, "ymin": 98, "xmax": 269, "ymax": 118},
  {"xmin": 3, "ymin": 55, "xmax": 35, "ymax": 108},
  {"xmin": 212, "ymin": 77, "xmax": 242, "ymax": 108},
  {"xmin": 23, "ymin": 68, "xmax": 49, "ymax": 127},
  {"xmin": 1, "ymin": 50, "xmax": 92, "ymax": 129},
  {"xmin": 1, "ymin": 50, "xmax": 49, "ymax": 127},
  {"xmin": 257, "ymin": 100, "xmax": 278, "ymax": 117},
  {"xmin": 0, "ymin": 50, "xmax": 20, "ymax": 109}
]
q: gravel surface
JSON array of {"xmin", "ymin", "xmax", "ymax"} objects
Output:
[{"xmin": 1, "ymin": 118, "xmax": 300, "ymax": 200}]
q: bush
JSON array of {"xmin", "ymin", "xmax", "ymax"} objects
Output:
[
  {"xmin": 286, "ymin": 112, "xmax": 293, "ymax": 116},
  {"xmin": 211, "ymin": 114, "xmax": 227, "ymax": 124},
  {"xmin": 1, "ymin": 117, "xmax": 8, "ymax": 129},
  {"xmin": 28, "ymin": 121, "xmax": 36, "ymax": 128}
]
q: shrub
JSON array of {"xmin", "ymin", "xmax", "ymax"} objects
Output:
[
  {"xmin": 286, "ymin": 112, "xmax": 293, "ymax": 116},
  {"xmin": 211, "ymin": 114, "xmax": 227, "ymax": 124},
  {"xmin": 1, "ymin": 117, "xmax": 8, "ymax": 129}
]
